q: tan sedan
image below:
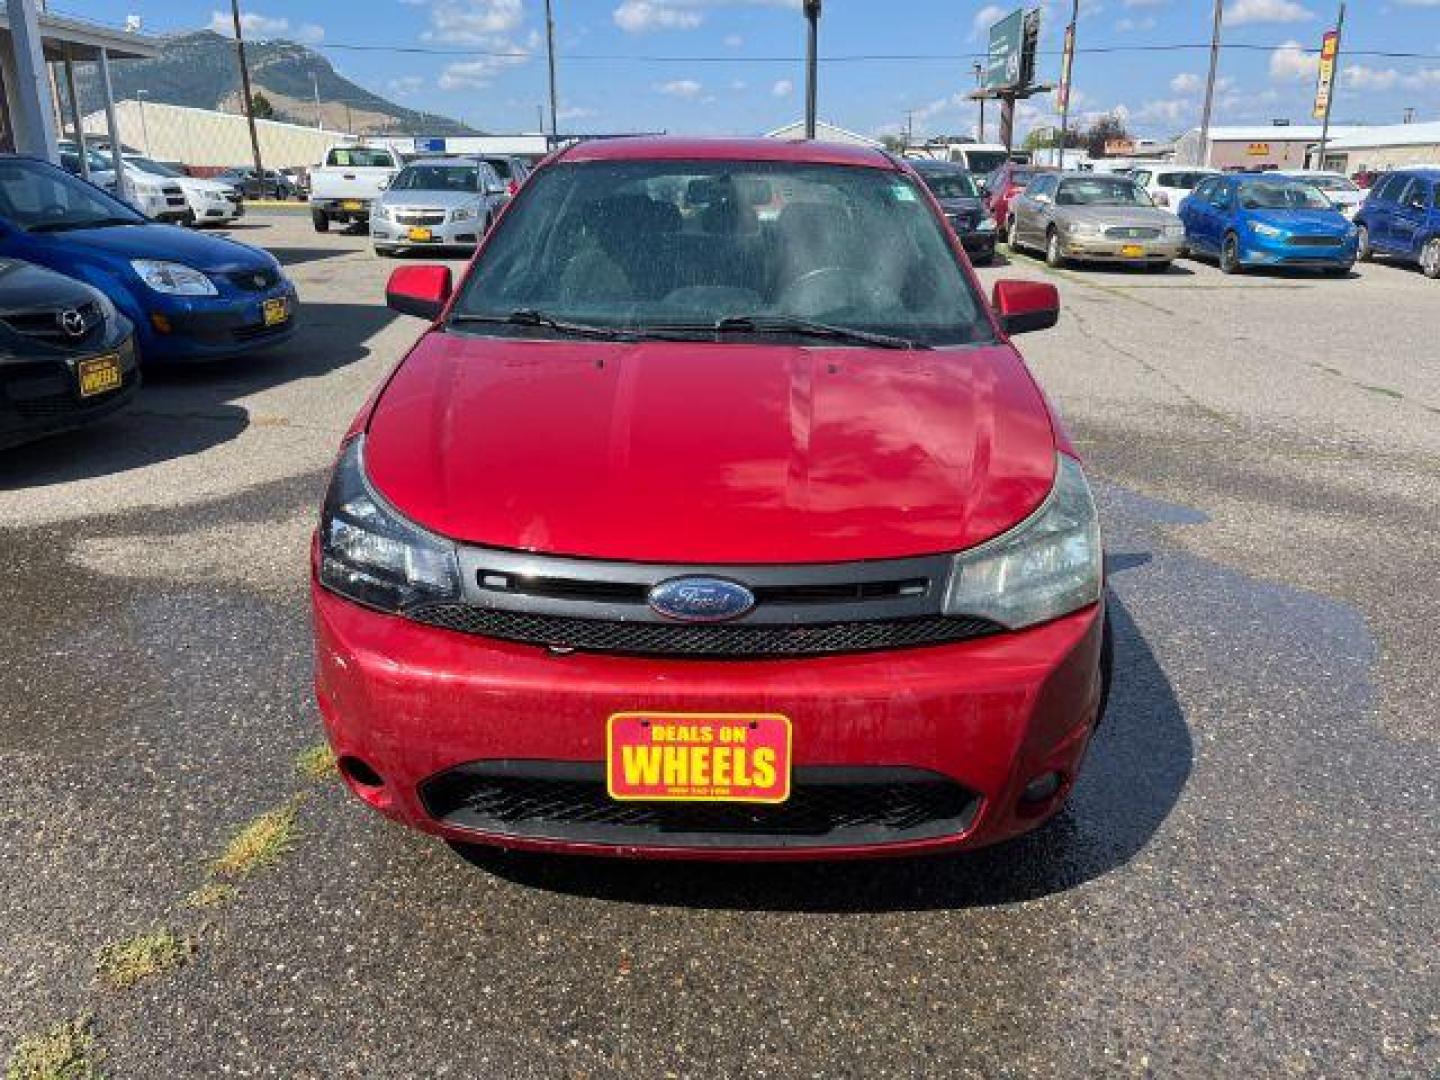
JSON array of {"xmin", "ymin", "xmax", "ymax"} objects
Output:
[{"xmin": 1007, "ymin": 173, "xmax": 1186, "ymax": 271}]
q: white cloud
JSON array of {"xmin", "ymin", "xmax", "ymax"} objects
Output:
[
  {"xmin": 771, "ymin": 78, "xmax": 794, "ymax": 97},
  {"xmin": 557, "ymin": 104, "xmax": 598, "ymax": 121},
  {"xmin": 1342, "ymin": 64, "xmax": 1399, "ymax": 91},
  {"xmin": 1116, "ymin": 16, "xmax": 1156, "ymax": 31},
  {"xmin": 1170, "ymin": 72, "xmax": 1202, "ymax": 93},
  {"xmin": 656, "ymin": 78, "xmax": 703, "ymax": 97},
  {"xmin": 1228, "ymin": 0, "xmax": 1312, "ymax": 26},
  {"xmin": 723, "ymin": 33, "xmax": 744, "ymax": 47},
  {"xmin": 970, "ymin": 4, "xmax": 1007, "ymax": 39},
  {"xmin": 424, "ymin": 0, "xmax": 523, "ymax": 42},
  {"xmin": 614, "ymin": 0, "xmax": 798, "ymax": 34},
  {"xmin": 1402, "ymin": 68, "xmax": 1440, "ymax": 88},
  {"xmin": 1269, "ymin": 39, "xmax": 1318, "ymax": 81},
  {"xmin": 1123, "ymin": 0, "xmax": 1168, "ymax": 6},
  {"xmin": 207, "ymin": 10, "xmax": 323, "ymax": 42},
  {"xmin": 1133, "ymin": 98, "xmax": 1190, "ymax": 124},
  {"xmin": 387, "ymin": 75, "xmax": 424, "ymax": 96}
]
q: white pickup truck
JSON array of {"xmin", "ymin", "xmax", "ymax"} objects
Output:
[{"xmin": 309, "ymin": 144, "xmax": 404, "ymax": 232}]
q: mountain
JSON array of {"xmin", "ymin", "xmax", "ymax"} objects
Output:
[{"xmin": 75, "ymin": 30, "xmax": 480, "ymax": 137}]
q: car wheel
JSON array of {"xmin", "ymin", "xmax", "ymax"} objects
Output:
[
  {"xmin": 1045, "ymin": 228, "xmax": 1065, "ymax": 269},
  {"xmin": 374, "ymin": 246, "xmax": 396, "ymax": 258},
  {"xmin": 1323, "ymin": 264, "xmax": 1352, "ymax": 278},
  {"xmin": 311, "ymin": 209, "xmax": 329, "ymax": 233},
  {"xmin": 1355, "ymin": 225, "xmax": 1372, "ymax": 262},
  {"xmin": 1006, "ymin": 216, "xmax": 1021, "ymax": 252},
  {"xmin": 1146, "ymin": 261, "xmax": 1172, "ymax": 274},
  {"xmin": 1219, "ymin": 233, "xmax": 1242, "ymax": 275},
  {"xmin": 1421, "ymin": 238, "xmax": 1440, "ymax": 279}
]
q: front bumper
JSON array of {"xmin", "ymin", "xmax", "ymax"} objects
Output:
[
  {"xmin": 315, "ymin": 199, "xmax": 373, "ymax": 224},
  {"xmin": 1058, "ymin": 234, "xmax": 1183, "ymax": 262},
  {"xmin": 311, "ymin": 580, "xmax": 1106, "ymax": 861},
  {"xmin": 0, "ymin": 334, "xmax": 140, "ymax": 450},
  {"xmin": 1240, "ymin": 233, "xmax": 1357, "ymax": 268},
  {"xmin": 135, "ymin": 282, "xmax": 299, "ymax": 360},
  {"xmin": 371, "ymin": 218, "xmax": 484, "ymax": 250},
  {"xmin": 957, "ymin": 229, "xmax": 998, "ymax": 259}
]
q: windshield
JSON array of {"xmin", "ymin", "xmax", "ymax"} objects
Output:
[
  {"xmin": 126, "ymin": 156, "xmax": 183, "ymax": 178},
  {"xmin": 1298, "ymin": 175, "xmax": 1358, "ymax": 193},
  {"xmin": 1156, "ymin": 171, "xmax": 1212, "ymax": 190},
  {"xmin": 917, "ymin": 171, "xmax": 979, "ymax": 199},
  {"xmin": 392, "ymin": 164, "xmax": 480, "ymax": 192},
  {"xmin": 1238, "ymin": 181, "xmax": 1332, "ymax": 210},
  {"xmin": 0, "ymin": 158, "xmax": 144, "ymax": 232},
  {"xmin": 961, "ymin": 150, "xmax": 1009, "ymax": 174},
  {"xmin": 325, "ymin": 147, "xmax": 394, "ymax": 168},
  {"xmin": 1056, "ymin": 177, "xmax": 1152, "ymax": 206},
  {"xmin": 483, "ymin": 158, "xmax": 515, "ymax": 179},
  {"xmin": 451, "ymin": 160, "xmax": 990, "ymax": 347}
]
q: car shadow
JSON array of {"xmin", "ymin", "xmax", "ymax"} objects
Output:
[
  {"xmin": 0, "ymin": 299, "xmax": 397, "ymax": 490},
  {"xmin": 1068, "ymin": 261, "xmax": 1196, "ymax": 277},
  {"xmin": 268, "ymin": 247, "xmax": 363, "ymax": 268},
  {"xmin": 454, "ymin": 591, "xmax": 1192, "ymax": 913}
]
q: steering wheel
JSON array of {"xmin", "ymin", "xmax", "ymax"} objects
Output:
[{"xmin": 776, "ymin": 266, "xmax": 897, "ymax": 320}]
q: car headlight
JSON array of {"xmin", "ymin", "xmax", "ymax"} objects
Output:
[
  {"xmin": 318, "ymin": 436, "xmax": 462, "ymax": 613},
  {"xmin": 1251, "ymin": 221, "xmax": 1285, "ymax": 238},
  {"xmin": 372, "ymin": 204, "xmax": 393, "ymax": 222},
  {"xmin": 129, "ymin": 259, "xmax": 219, "ymax": 296},
  {"xmin": 943, "ymin": 454, "xmax": 1102, "ymax": 630},
  {"xmin": 1067, "ymin": 221, "xmax": 1103, "ymax": 237},
  {"xmin": 451, "ymin": 206, "xmax": 475, "ymax": 222},
  {"xmin": 1163, "ymin": 223, "xmax": 1186, "ymax": 238}
]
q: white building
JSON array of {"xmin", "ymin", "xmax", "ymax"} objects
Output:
[
  {"xmin": 83, "ymin": 100, "xmax": 353, "ymax": 169},
  {"xmin": 1326, "ymin": 121, "xmax": 1440, "ymax": 174},
  {"xmin": 1174, "ymin": 124, "xmax": 1362, "ymax": 170},
  {"xmin": 764, "ymin": 119, "xmax": 882, "ymax": 149}
]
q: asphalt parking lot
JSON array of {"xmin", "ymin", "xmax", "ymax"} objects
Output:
[{"xmin": 2, "ymin": 210, "xmax": 1436, "ymax": 1077}]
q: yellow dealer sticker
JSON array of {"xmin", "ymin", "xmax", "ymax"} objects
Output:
[{"xmin": 607, "ymin": 712, "xmax": 791, "ymax": 803}]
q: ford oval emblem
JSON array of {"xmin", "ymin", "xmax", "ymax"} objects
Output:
[{"xmin": 648, "ymin": 576, "xmax": 755, "ymax": 622}]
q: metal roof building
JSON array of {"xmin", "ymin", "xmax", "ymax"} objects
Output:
[
  {"xmin": 1326, "ymin": 121, "xmax": 1440, "ymax": 173},
  {"xmin": 1174, "ymin": 124, "xmax": 1363, "ymax": 170}
]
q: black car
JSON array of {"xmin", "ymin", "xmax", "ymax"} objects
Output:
[
  {"xmin": 479, "ymin": 155, "xmax": 532, "ymax": 197},
  {"xmin": 214, "ymin": 167, "xmax": 297, "ymax": 201},
  {"xmin": 908, "ymin": 160, "xmax": 998, "ymax": 265},
  {"xmin": 0, "ymin": 260, "xmax": 138, "ymax": 450}
]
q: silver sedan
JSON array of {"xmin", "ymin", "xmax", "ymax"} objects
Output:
[
  {"xmin": 1007, "ymin": 173, "xmax": 1186, "ymax": 270},
  {"xmin": 371, "ymin": 157, "xmax": 509, "ymax": 256}
]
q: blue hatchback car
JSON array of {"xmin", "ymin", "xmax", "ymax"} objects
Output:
[
  {"xmin": 1178, "ymin": 173, "xmax": 1358, "ymax": 275},
  {"xmin": 0, "ymin": 155, "xmax": 297, "ymax": 362},
  {"xmin": 1354, "ymin": 168, "xmax": 1440, "ymax": 278}
]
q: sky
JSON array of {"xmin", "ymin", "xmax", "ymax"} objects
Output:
[{"xmin": 77, "ymin": 0, "xmax": 1440, "ymax": 141}]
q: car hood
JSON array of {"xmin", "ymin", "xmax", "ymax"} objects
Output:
[
  {"xmin": 378, "ymin": 189, "xmax": 483, "ymax": 211},
  {"xmin": 363, "ymin": 334, "xmax": 1059, "ymax": 564},
  {"xmin": 178, "ymin": 177, "xmax": 235, "ymax": 195},
  {"xmin": 0, "ymin": 257, "xmax": 99, "ymax": 308},
  {"xmin": 39, "ymin": 223, "xmax": 277, "ymax": 271},
  {"xmin": 1059, "ymin": 205, "xmax": 1180, "ymax": 228}
]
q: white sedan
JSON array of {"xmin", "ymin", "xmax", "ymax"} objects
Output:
[
  {"xmin": 1130, "ymin": 165, "xmax": 1221, "ymax": 211},
  {"xmin": 122, "ymin": 155, "xmax": 243, "ymax": 226}
]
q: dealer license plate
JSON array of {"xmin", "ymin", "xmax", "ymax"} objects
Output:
[
  {"xmin": 341, "ymin": 199, "xmax": 364, "ymax": 211},
  {"xmin": 607, "ymin": 712, "xmax": 791, "ymax": 804},
  {"xmin": 1121, "ymin": 243, "xmax": 1145, "ymax": 257},
  {"xmin": 261, "ymin": 297, "xmax": 289, "ymax": 326},
  {"xmin": 407, "ymin": 227, "xmax": 433, "ymax": 242},
  {"xmin": 77, "ymin": 354, "xmax": 123, "ymax": 398}
]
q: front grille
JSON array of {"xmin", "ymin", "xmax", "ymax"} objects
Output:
[
  {"xmin": 395, "ymin": 212, "xmax": 446, "ymax": 227},
  {"xmin": 2, "ymin": 301, "xmax": 102, "ymax": 344},
  {"xmin": 947, "ymin": 212, "xmax": 977, "ymax": 230},
  {"xmin": 1287, "ymin": 235, "xmax": 1340, "ymax": 247},
  {"xmin": 9, "ymin": 368, "xmax": 137, "ymax": 418},
  {"xmin": 1104, "ymin": 226, "xmax": 1161, "ymax": 239},
  {"xmin": 224, "ymin": 267, "xmax": 281, "ymax": 291},
  {"xmin": 406, "ymin": 604, "xmax": 998, "ymax": 658},
  {"xmin": 232, "ymin": 320, "xmax": 290, "ymax": 343},
  {"xmin": 421, "ymin": 762, "xmax": 980, "ymax": 849}
]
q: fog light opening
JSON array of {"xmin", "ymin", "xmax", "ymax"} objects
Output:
[
  {"xmin": 339, "ymin": 755, "xmax": 384, "ymax": 789},
  {"xmin": 150, "ymin": 313, "xmax": 172, "ymax": 334},
  {"xmin": 1020, "ymin": 770, "xmax": 1062, "ymax": 805}
]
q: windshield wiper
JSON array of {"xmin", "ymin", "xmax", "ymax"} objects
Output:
[
  {"xmin": 642, "ymin": 315, "xmax": 927, "ymax": 350},
  {"xmin": 449, "ymin": 308, "xmax": 641, "ymax": 341}
]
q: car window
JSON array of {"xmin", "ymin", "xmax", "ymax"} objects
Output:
[
  {"xmin": 0, "ymin": 158, "xmax": 144, "ymax": 231},
  {"xmin": 1211, "ymin": 182, "xmax": 1234, "ymax": 209},
  {"xmin": 1132, "ymin": 170, "xmax": 1152, "ymax": 187},
  {"xmin": 1055, "ymin": 177, "xmax": 1151, "ymax": 207},
  {"xmin": 325, "ymin": 147, "xmax": 395, "ymax": 168},
  {"xmin": 125, "ymin": 156, "xmax": 183, "ymax": 178},
  {"xmin": 916, "ymin": 170, "xmax": 979, "ymax": 199},
  {"xmin": 483, "ymin": 158, "xmax": 514, "ymax": 180},
  {"xmin": 392, "ymin": 164, "xmax": 481, "ymax": 192},
  {"xmin": 452, "ymin": 160, "xmax": 991, "ymax": 348},
  {"xmin": 1158, "ymin": 171, "xmax": 1211, "ymax": 190},
  {"xmin": 963, "ymin": 150, "xmax": 1009, "ymax": 175},
  {"xmin": 1192, "ymin": 178, "xmax": 1216, "ymax": 202},
  {"xmin": 1302, "ymin": 175, "xmax": 1358, "ymax": 193},
  {"xmin": 1401, "ymin": 181, "xmax": 1428, "ymax": 210},
  {"xmin": 1432, "ymin": 182, "xmax": 1440, "ymax": 210},
  {"xmin": 1236, "ymin": 180, "xmax": 1331, "ymax": 210},
  {"xmin": 1371, "ymin": 174, "xmax": 1400, "ymax": 202}
]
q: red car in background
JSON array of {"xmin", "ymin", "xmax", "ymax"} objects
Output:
[
  {"xmin": 986, "ymin": 162, "xmax": 1055, "ymax": 234},
  {"xmin": 312, "ymin": 137, "xmax": 1108, "ymax": 861}
]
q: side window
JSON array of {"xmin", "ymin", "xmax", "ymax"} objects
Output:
[
  {"xmin": 1404, "ymin": 180, "xmax": 1428, "ymax": 210},
  {"xmin": 1029, "ymin": 175, "xmax": 1054, "ymax": 199},
  {"xmin": 1211, "ymin": 181, "xmax": 1234, "ymax": 209},
  {"xmin": 1132, "ymin": 170, "xmax": 1151, "ymax": 188},
  {"xmin": 1393, "ymin": 179, "xmax": 1418, "ymax": 209},
  {"xmin": 1371, "ymin": 175, "xmax": 1399, "ymax": 203},
  {"xmin": 1192, "ymin": 178, "xmax": 1214, "ymax": 202},
  {"xmin": 1431, "ymin": 181, "xmax": 1440, "ymax": 211}
]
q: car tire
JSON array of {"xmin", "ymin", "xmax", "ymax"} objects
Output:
[
  {"xmin": 1006, "ymin": 216, "xmax": 1021, "ymax": 253},
  {"xmin": 374, "ymin": 246, "xmax": 396, "ymax": 258},
  {"xmin": 1219, "ymin": 233, "xmax": 1242, "ymax": 275},
  {"xmin": 1355, "ymin": 224, "xmax": 1372, "ymax": 262},
  {"xmin": 1421, "ymin": 237, "xmax": 1440, "ymax": 279},
  {"xmin": 1146, "ymin": 261, "xmax": 1171, "ymax": 274},
  {"xmin": 1045, "ymin": 229, "xmax": 1065, "ymax": 269},
  {"xmin": 311, "ymin": 209, "xmax": 329, "ymax": 233},
  {"xmin": 1323, "ymin": 265, "xmax": 1352, "ymax": 277}
]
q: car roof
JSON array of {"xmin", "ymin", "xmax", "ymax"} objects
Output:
[
  {"xmin": 556, "ymin": 136, "xmax": 897, "ymax": 169},
  {"xmin": 405, "ymin": 157, "xmax": 484, "ymax": 168}
]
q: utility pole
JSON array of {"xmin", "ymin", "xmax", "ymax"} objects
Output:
[
  {"xmin": 1316, "ymin": 2, "xmax": 1345, "ymax": 171},
  {"xmin": 544, "ymin": 0, "xmax": 559, "ymax": 146},
  {"xmin": 230, "ymin": 0, "xmax": 267, "ymax": 196},
  {"xmin": 137, "ymin": 91, "xmax": 151, "ymax": 155},
  {"xmin": 973, "ymin": 62, "xmax": 985, "ymax": 142},
  {"xmin": 312, "ymin": 70, "xmax": 322, "ymax": 129},
  {"xmin": 904, "ymin": 110, "xmax": 914, "ymax": 151},
  {"xmin": 1057, "ymin": 0, "xmax": 1078, "ymax": 164},
  {"xmin": 803, "ymin": 0, "xmax": 821, "ymax": 139},
  {"xmin": 1197, "ymin": 0, "xmax": 1224, "ymax": 167}
]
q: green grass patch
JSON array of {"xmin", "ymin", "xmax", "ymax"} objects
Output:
[
  {"xmin": 6, "ymin": 1017, "xmax": 100, "ymax": 1080},
  {"xmin": 184, "ymin": 882, "xmax": 238, "ymax": 910},
  {"xmin": 95, "ymin": 930, "xmax": 190, "ymax": 990},
  {"xmin": 295, "ymin": 743, "xmax": 337, "ymax": 781},
  {"xmin": 212, "ymin": 798, "xmax": 303, "ymax": 879}
]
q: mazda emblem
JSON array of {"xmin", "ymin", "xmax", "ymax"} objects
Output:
[
  {"xmin": 648, "ymin": 577, "xmax": 756, "ymax": 623},
  {"xmin": 56, "ymin": 308, "xmax": 87, "ymax": 339}
]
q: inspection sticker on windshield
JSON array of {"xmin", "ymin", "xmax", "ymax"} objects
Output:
[
  {"xmin": 607, "ymin": 712, "xmax": 791, "ymax": 803},
  {"xmin": 892, "ymin": 184, "xmax": 918, "ymax": 202}
]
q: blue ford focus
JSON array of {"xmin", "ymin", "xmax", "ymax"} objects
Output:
[
  {"xmin": 1178, "ymin": 173, "xmax": 1357, "ymax": 276},
  {"xmin": 0, "ymin": 156, "xmax": 296, "ymax": 362}
]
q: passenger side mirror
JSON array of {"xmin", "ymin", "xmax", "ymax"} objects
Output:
[
  {"xmin": 992, "ymin": 279, "xmax": 1060, "ymax": 336},
  {"xmin": 377, "ymin": 178, "xmax": 390, "ymax": 191},
  {"xmin": 386, "ymin": 265, "xmax": 453, "ymax": 320}
]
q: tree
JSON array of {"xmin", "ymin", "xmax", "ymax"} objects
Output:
[
  {"xmin": 1082, "ymin": 112, "xmax": 1131, "ymax": 158},
  {"xmin": 880, "ymin": 134, "xmax": 907, "ymax": 153},
  {"xmin": 250, "ymin": 92, "xmax": 276, "ymax": 120}
]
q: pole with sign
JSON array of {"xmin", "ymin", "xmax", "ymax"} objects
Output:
[
  {"xmin": 1314, "ymin": 4, "xmax": 1344, "ymax": 170},
  {"xmin": 1056, "ymin": 0, "xmax": 1078, "ymax": 159}
]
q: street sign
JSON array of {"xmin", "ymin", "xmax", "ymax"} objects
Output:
[
  {"xmin": 1056, "ymin": 23, "xmax": 1075, "ymax": 110},
  {"xmin": 1313, "ymin": 29, "xmax": 1339, "ymax": 120},
  {"xmin": 985, "ymin": 9, "xmax": 1025, "ymax": 90},
  {"xmin": 414, "ymin": 137, "xmax": 446, "ymax": 153}
]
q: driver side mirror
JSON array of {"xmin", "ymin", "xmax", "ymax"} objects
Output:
[
  {"xmin": 377, "ymin": 178, "xmax": 391, "ymax": 191},
  {"xmin": 992, "ymin": 279, "xmax": 1060, "ymax": 336},
  {"xmin": 386, "ymin": 265, "xmax": 452, "ymax": 320}
]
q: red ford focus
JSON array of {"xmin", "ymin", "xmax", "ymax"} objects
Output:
[{"xmin": 311, "ymin": 137, "xmax": 1108, "ymax": 861}]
